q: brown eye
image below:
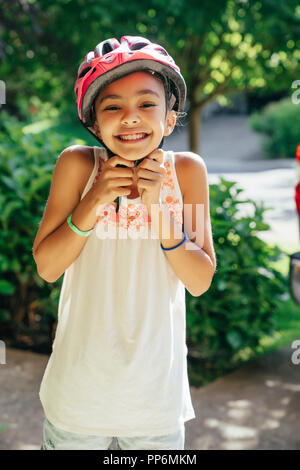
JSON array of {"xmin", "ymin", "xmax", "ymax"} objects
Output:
[{"xmin": 104, "ymin": 103, "xmax": 156, "ymax": 111}]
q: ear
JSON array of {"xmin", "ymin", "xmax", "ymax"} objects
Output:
[
  {"xmin": 93, "ymin": 120, "xmax": 102, "ymax": 139},
  {"xmin": 164, "ymin": 110, "xmax": 177, "ymax": 137}
]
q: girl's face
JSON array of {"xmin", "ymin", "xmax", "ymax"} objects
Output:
[{"xmin": 93, "ymin": 71, "xmax": 176, "ymax": 161}]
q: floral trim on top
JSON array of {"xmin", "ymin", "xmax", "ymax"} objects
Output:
[
  {"xmin": 92, "ymin": 153, "xmax": 183, "ymax": 238},
  {"xmin": 160, "ymin": 159, "xmax": 183, "ymax": 227}
]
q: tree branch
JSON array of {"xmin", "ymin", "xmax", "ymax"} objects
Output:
[{"xmin": 182, "ymin": 32, "xmax": 207, "ymax": 84}]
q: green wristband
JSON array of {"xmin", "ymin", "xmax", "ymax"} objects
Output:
[{"xmin": 67, "ymin": 213, "xmax": 94, "ymax": 237}]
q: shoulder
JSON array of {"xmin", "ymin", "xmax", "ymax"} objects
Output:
[
  {"xmin": 174, "ymin": 151, "xmax": 207, "ymax": 198},
  {"xmin": 58, "ymin": 145, "xmax": 95, "ymax": 197},
  {"xmin": 59, "ymin": 144, "xmax": 94, "ymax": 163},
  {"xmin": 174, "ymin": 151, "xmax": 206, "ymax": 169}
]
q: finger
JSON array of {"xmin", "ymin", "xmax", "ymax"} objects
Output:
[
  {"xmin": 138, "ymin": 150, "xmax": 164, "ymax": 168},
  {"xmin": 137, "ymin": 179, "xmax": 160, "ymax": 190},
  {"xmin": 137, "ymin": 149, "xmax": 163, "ymax": 168},
  {"xmin": 137, "ymin": 168, "xmax": 165, "ymax": 181},
  {"xmin": 147, "ymin": 149, "xmax": 164, "ymax": 164},
  {"xmin": 107, "ymin": 156, "xmax": 134, "ymax": 168},
  {"xmin": 137, "ymin": 160, "xmax": 166, "ymax": 178}
]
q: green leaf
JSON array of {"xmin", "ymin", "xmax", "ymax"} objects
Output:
[
  {"xmin": 226, "ymin": 330, "xmax": 243, "ymax": 350},
  {"xmin": 0, "ymin": 280, "xmax": 15, "ymax": 295}
]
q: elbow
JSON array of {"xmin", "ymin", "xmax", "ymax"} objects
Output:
[
  {"xmin": 39, "ymin": 270, "xmax": 58, "ymax": 283},
  {"xmin": 33, "ymin": 252, "xmax": 57, "ymax": 284},
  {"xmin": 188, "ymin": 267, "xmax": 215, "ymax": 297},
  {"xmin": 36, "ymin": 265, "xmax": 56, "ymax": 283},
  {"xmin": 40, "ymin": 272, "xmax": 58, "ymax": 284},
  {"xmin": 187, "ymin": 283, "xmax": 210, "ymax": 297},
  {"xmin": 186, "ymin": 281, "xmax": 209, "ymax": 297},
  {"xmin": 38, "ymin": 265, "xmax": 58, "ymax": 283},
  {"xmin": 187, "ymin": 288, "xmax": 201, "ymax": 297}
]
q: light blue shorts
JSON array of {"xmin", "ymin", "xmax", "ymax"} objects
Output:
[{"xmin": 41, "ymin": 417, "xmax": 185, "ymax": 450}]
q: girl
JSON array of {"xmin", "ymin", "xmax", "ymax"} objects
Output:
[{"xmin": 33, "ymin": 35, "xmax": 217, "ymax": 450}]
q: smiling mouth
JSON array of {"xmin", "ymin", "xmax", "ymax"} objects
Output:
[{"xmin": 115, "ymin": 133, "xmax": 151, "ymax": 143}]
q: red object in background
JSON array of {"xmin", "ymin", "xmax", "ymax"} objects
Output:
[
  {"xmin": 295, "ymin": 183, "xmax": 300, "ymax": 216},
  {"xmin": 296, "ymin": 144, "xmax": 300, "ymax": 162},
  {"xmin": 295, "ymin": 144, "xmax": 300, "ymax": 216}
]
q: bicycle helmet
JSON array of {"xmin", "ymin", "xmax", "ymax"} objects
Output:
[{"xmin": 74, "ymin": 35, "xmax": 186, "ymax": 153}]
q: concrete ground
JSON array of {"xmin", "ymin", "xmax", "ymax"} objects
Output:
[
  {"xmin": 1, "ymin": 113, "xmax": 299, "ymax": 450},
  {"xmin": 186, "ymin": 346, "xmax": 300, "ymax": 450}
]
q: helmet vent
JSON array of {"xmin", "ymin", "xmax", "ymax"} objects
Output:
[
  {"xmin": 103, "ymin": 42, "xmax": 114, "ymax": 54},
  {"xmin": 130, "ymin": 42, "xmax": 149, "ymax": 50},
  {"xmin": 78, "ymin": 66, "xmax": 92, "ymax": 78},
  {"xmin": 154, "ymin": 47, "xmax": 168, "ymax": 56}
]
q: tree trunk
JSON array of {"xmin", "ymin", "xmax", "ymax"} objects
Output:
[{"xmin": 189, "ymin": 105, "xmax": 202, "ymax": 155}]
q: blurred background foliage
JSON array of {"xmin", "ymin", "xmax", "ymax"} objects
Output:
[
  {"xmin": 249, "ymin": 97, "xmax": 300, "ymax": 158},
  {"xmin": 0, "ymin": 0, "xmax": 300, "ymax": 384},
  {"xmin": 1, "ymin": 0, "xmax": 299, "ymax": 152}
]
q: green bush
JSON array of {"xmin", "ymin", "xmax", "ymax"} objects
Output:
[
  {"xmin": 186, "ymin": 177, "xmax": 288, "ymax": 385},
  {"xmin": 249, "ymin": 97, "xmax": 300, "ymax": 159},
  {"xmin": 0, "ymin": 111, "xmax": 85, "ymax": 346}
]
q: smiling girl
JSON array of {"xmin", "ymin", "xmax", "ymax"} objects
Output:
[{"xmin": 33, "ymin": 35, "xmax": 217, "ymax": 450}]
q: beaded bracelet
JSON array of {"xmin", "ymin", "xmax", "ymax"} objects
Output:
[
  {"xmin": 67, "ymin": 213, "xmax": 95, "ymax": 237},
  {"xmin": 160, "ymin": 231, "xmax": 188, "ymax": 251}
]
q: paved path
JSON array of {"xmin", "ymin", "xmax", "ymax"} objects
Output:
[
  {"xmin": 1, "ymin": 113, "xmax": 299, "ymax": 450},
  {"xmin": 186, "ymin": 346, "xmax": 300, "ymax": 450}
]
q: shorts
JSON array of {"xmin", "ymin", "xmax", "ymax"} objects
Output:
[{"xmin": 41, "ymin": 417, "xmax": 185, "ymax": 450}]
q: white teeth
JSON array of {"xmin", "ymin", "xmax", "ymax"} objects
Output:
[{"xmin": 119, "ymin": 133, "xmax": 147, "ymax": 141}]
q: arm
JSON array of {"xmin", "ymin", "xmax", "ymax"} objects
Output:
[
  {"xmin": 32, "ymin": 147, "xmax": 101, "ymax": 283},
  {"xmin": 151, "ymin": 153, "xmax": 217, "ymax": 297},
  {"xmin": 33, "ymin": 189, "xmax": 101, "ymax": 283}
]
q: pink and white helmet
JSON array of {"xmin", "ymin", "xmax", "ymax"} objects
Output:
[{"xmin": 74, "ymin": 35, "xmax": 187, "ymax": 131}]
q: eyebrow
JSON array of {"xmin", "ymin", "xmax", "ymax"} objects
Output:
[{"xmin": 97, "ymin": 89, "xmax": 160, "ymax": 106}]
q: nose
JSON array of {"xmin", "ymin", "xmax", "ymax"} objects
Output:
[{"xmin": 121, "ymin": 108, "xmax": 141, "ymax": 125}]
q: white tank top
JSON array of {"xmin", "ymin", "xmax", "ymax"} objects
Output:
[{"xmin": 39, "ymin": 146, "xmax": 195, "ymax": 437}]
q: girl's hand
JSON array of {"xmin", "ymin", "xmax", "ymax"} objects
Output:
[
  {"xmin": 92, "ymin": 155, "xmax": 134, "ymax": 205},
  {"xmin": 136, "ymin": 149, "xmax": 166, "ymax": 214}
]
